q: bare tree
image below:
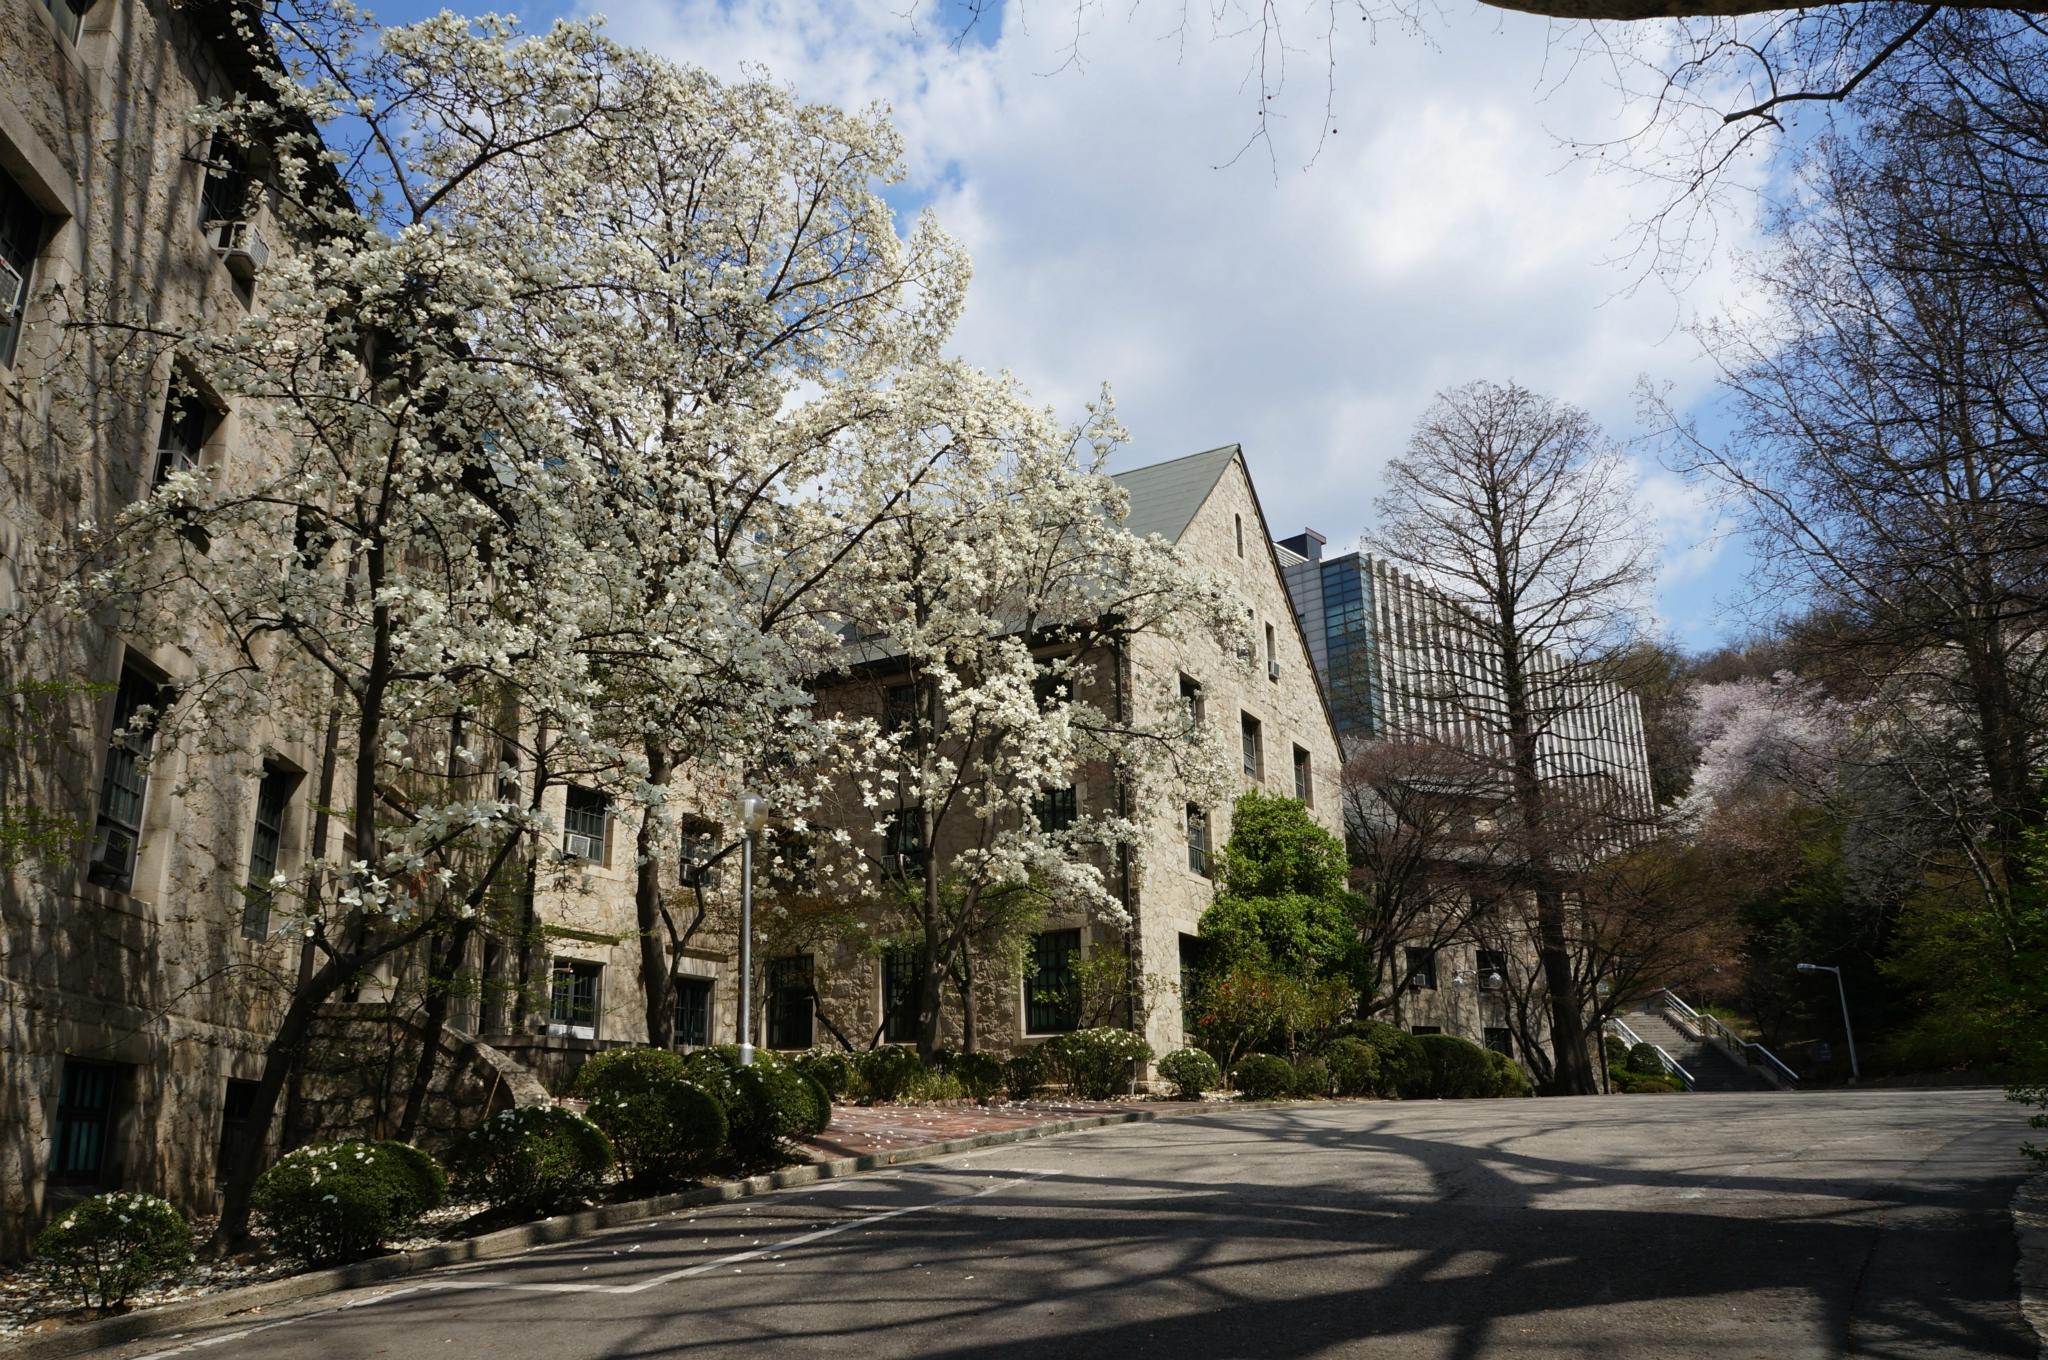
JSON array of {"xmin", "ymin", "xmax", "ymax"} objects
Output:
[{"xmin": 1371, "ymin": 380, "xmax": 1656, "ymax": 1094}]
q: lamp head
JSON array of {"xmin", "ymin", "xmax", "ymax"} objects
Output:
[
  {"xmin": 737, "ymin": 792, "xmax": 769, "ymax": 833},
  {"xmin": 1796, "ymin": 962, "xmax": 1819, "ymax": 974}
]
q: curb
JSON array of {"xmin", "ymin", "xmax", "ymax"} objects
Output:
[
  {"xmin": 2, "ymin": 1110, "xmax": 1162, "ymax": 1360},
  {"xmin": 2017, "ymin": 1169, "xmax": 2048, "ymax": 1359}
]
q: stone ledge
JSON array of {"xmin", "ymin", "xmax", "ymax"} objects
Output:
[{"xmin": 3, "ymin": 1109, "xmax": 1164, "ymax": 1360}]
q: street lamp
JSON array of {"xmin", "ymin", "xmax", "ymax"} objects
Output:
[
  {"xmin": 1796, "ymin": 962, "xmax": 1859, "ymax": 1080},
  {"xmin": 736, "ymin": 791, "xmax": 770, "ymax": 1067}
]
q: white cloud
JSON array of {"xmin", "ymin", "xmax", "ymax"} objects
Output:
[{"xmin": 575, "ymin": 0, "xmax": 1757, "ymax": 642}]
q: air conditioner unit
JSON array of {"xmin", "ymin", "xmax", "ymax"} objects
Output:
[
  {"xmin": 211, "ymin": 218, "xmax": 271, "ymax": 282},
  {"xmin": 0, "ymin": 256, "xmax": 24, "ymax": 322},
  {"xmin": 1267, "ymin": 659, "xmax": 1281, "ymax": 681},
  {"xmin": 564, "ymin": 829, "xmax": 604, "ymax": 861}
]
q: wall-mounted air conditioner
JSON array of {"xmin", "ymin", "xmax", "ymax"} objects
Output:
[
  {"xmin": 1267, "ymin": 659, "xmax": 1281, "ymax": 681},
  {"xmin": 210, "ymin": 218, "xmax": 271, "ymax": 282}
]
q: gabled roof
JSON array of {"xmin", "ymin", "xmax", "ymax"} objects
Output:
[{"xmin": 1112, "ymin": 444, "xmax": 1241, "ymax": 544}]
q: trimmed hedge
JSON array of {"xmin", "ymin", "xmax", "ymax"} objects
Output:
[
  {"xmin": 1346, "ymin": 1022, "xmax": 1426, "ymax": 1098},
  {"xmin": 34, "ymin": 1192, "xmax": 191, "ymax": 1310},
  {"xmin": 793, "ymin": 1049, "xmax": 856, "ymax": 1100},
  {"xmin": 1292, "ymin": 1055, "xmax": 1333, "ymax": 1098},
  {"xmin": 1234, "ymin": 1053, "xmax": 1294, "ymax": 1100},
  {"xmin": 253, "ymin": 1140, "xmax": 446, "ymax": 1264},
  {"xmin": 855, "ymin": 1046, "xmax": 926, "ymax": 1103},
  {"xmin": 1625, "ymin": 1042, "xmax": 1666, "ymax": 1077},
  {"xmin": 1486, "ymin": 1050, "xmax": 1533, "ymax": 1098},
  {"xmin": 1325, "ymin": 1037, "xmax": 1381, "ymax": 1097},
  {"xmin": 1041, "ymin": 1027, "xmax": 1152, "ymax": 1101},
  {"xmin": 1414, "ymin": 1033, "xmax": 1497, "ymax": 1099},
  {"xmin": 574, "ymin": 1048, "xmax": 727, "ymax": 1187},
  {"xmin": 1157, "ymin": 1048, "xmax": 1222, "ymax": 1099},
  {"xmin": 951, "ymin": 1051, "xmax": 1006, "ymax": 1100},
  {"xmin": 1004, "ymin": 1049, "xmax": 1044, "ymax": 1101},
  {"xmin": 682, "ymin": 1047, "xmax": 819, "ymax": 1163},
  {"xmin": 447, "ymin": 1105, "xmax": 613, "ymax": 1212}
]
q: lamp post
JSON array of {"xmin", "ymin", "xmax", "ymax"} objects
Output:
[
  {"xmin": 736, "ymin": 792, "xmax": 769, "ymax": 1067},
  {"xmin": 1796, "ymin": 962, "xmax": 1858, "ymax": 1080}
]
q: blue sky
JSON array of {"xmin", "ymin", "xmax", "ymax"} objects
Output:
[{"xmin": 370, "ymin": 0, "xmax": 1772, "ymax": 651}]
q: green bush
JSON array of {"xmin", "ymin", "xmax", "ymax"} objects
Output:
[
  {"xmin": 253, "ymin": 1140, "xmax": 446, "ymax": 1264},
  {"xmin": 1325, "ymin": 1037, "xmax": 1381, "ymax": 1097},
  {"xmin": 855, "ymin": 1046, "xmax": 927, "ymax": 1103},
  {"xmin": 446, "ymin": 1105, "xmax": 613, "ymax": 1212},
  {"xmin": 1486, "ymin": 1050, "xmax": 1533, "ymax": 1098},
  {"xmin": 1613, "ymin": 1068, "xmax": 1684, "ymax": 1094},
  {"xmin": 1156, "ymin": 1048, "xmax": 1222, "ymax": 1099},
  {"xmin": 793, "ymin": 1049, "xmax": 856, "ymax": 1100},
  {"xmin": 792, "ymin": 1070, "xmax": 834, "ymax": 1136},
  {"xmin": 727, "ymin": 1061, "xmax": 816, "ymax": 1163},
  {"xmin": 1414, "ymin": 1034, "xmax": 1497, "ymax": 1099},
  {"xmin": 1292, "ymin": 1055, "xmax": 1333, "ymax": 1098},
  {"xmin": 574, "ymin": 1048, "xmax": 727, "ymax": 1186},
  {"xmin": 34, "ymin": 1192, "xmax": 191, "ymax": 1310},
  {"xmin": 951, "ymin": 1051, "xmax": 1006, "ymax": 1100},
  {"xmin": 1041, "ymin": 1027, "xmax": 1153, "ymax": 1100},
  {"xmin": 1234, "ymin": 1053, "xmax": 1294, "ymax": 1100},
  {"xmin": 1604, "ymin": 1033, "xmax": 1631, "ymax": 1069},
  {"xmin": 1625, "ymin": 1042, "xmax": 1665, "ymax": 1077},
  {"xmin": 1348, "ymin": 1022, "xmax": 1426, "ymax": 1097},
  {"xmin": 1004, "ymin": 1048, "xmax": 1044, "ymax": 1101}
]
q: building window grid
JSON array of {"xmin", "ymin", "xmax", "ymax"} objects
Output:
[
  {"xmin": 1240, "ymin": 712, "xmax": 1262, "ymax": 780},
  {"xmin": 89, "ymin": 664, "xmax": 163, "ymax": 892},
  {"xmin": 562, "ymin": 787, "xmax": 608, "ymax": 862},
  {"xmin": 51, "ymin": 1060, "xmax": 119, "ymax": 1185},
  {"xmin": 1404, "ymin": 946, "xmax": 1438, "ymax": 991},
  {"xmin": 1024, "ymin": 929, "xmax": 1081, "ymax": 1034},
  {"xmin": 882, "ymin": 947, "xmax": 923, "ymax": 1043},
  {"xmin": 766, "ymin": 955, "xmax": 815, "ymax": 1049},
  {"xmin": 1186, "ymin": 804, "xmax": 1211, "ymax": 876},
  {"xmin": 548, "ymin": 959, "xmax": 600, "ymax": 1033},
  {"xmin": 673, "ymin": 977, "xmax": 712, "ymax": 1047},
  {"xmin": 0, "ymin": 173, "xmax": 45, "ymax": 367},
  {"xmin": 1033, "ymin": 785, "xmax": 1077, "ymax": 835},
  {"xmin": 1293, "ymin": 745, "xmax": 1312, "ymax": 805}
]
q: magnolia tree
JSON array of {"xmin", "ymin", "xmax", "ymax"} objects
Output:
[
  {"xmin": 53, "ymin": 4, "xmax": 1081, "ymax": 1246},
  {"xmin": 820, "ymin": 386, "xmax": 1239, "ymax": 1057}
]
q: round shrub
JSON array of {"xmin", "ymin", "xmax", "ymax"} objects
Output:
[
  {"xmin": 1234, "ymin": 1053, "xmax": 1294, "ymax": 1100},
  {"xmin": 792, "ymin": 1070, "xmax": 834, "ymax": 1137},
  {"xmin": 1486, "ymin": 1050, "xmax": 1533, "ymax": 1098},
  {"xmin": 1614, "ymin": 1067, "xmax": 1684, "ymax": 1094},
  {"xmin": 1156, "ymin": 1048, "xmax": 1222, "ymax": 1099},
  {"xmin": 253, "ymin": 1140, "xmax": 446, "ymax": 1264},
  {"xmin": 1042, "ymin": 1027, "xmax": 1153, "ymax": 1101},
  {"xmin": 1003, "ymin": 1048, "xmax": 1044, "ymax": 1101},
  {"xmin": 34, "ymin": 1192, "xmax": 191, "ymax": 1310},
  {"xmin": 1325, "ymin": 1037, "xmax": 1382, "ymax": 1097},
  {"xmin": 1414, "ymin": 1033, "xmax": 1496, "ymax": 1099},
  {"xmin": 1625, "ymin": 1042, "xmax": 1666, "ymax": 1077},
  {"xmin": 856, "ymin": 1046, "xmax": 927, "ymax": 1103},
  {"xmin": 1350, "ymin": 1022, "xmax": 1427, "ymax": 1098},
  {"xmin": 726, "ymin": 1061, "xmax": 815, "ymax": 1163},
  {"xmin": 793, "ymin": 1048, "xmax": 855, "ymax": 1100},
  {"xmin": 951, "ymin": 1051, "xmax": 1006, "ymax": 1100},
  {"xmin": 1292, "ymin": 1055, "xmax": 1333, "ymax": 1098},
  {"xmin": 574, "ymin": 1048, "xmax": 727, "ymax": 1187},
  {"xmin": 446, "ymin": 1105, "xmax": 613, "ymax": 1213}
]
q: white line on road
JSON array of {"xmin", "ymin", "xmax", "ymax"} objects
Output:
[{"xmin": 129, "ymin": 1168, "xmax": 1063, "ymax": 1358}]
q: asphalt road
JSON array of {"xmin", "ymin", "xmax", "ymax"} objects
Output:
[{"xmin": 111, "ymin": 1090, "xmax": 2035, "ymax": 1360}]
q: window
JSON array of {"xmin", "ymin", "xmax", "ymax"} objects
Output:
[
  {"xmin": 1410, "ymin": 1025, "xmax": 1442, "ymax": 1037},
  {"xmin": 1265, "ymin": 623, "xmax": 1277, "ymax": 679},
  {"xmin": 1475, "ymin": 949, "xmax": 1508, "ymax": 988},
  {"xmin": 88, "ymin": 661, "xmax": 166, "ymax": 893},
  {"xmin": 882, "ymin": 946, "xmax": 923, "ymax": 1043},
  {"xmin": 215, "ymin": 1078, "xmax": 260, "ymax": 1180},
  {"xmin": 199, "ymin": 138, "xmax": 253, "ymax": 230},
  {"xmin": 548, "ymin": 958, "xmax": 601, "ymax": 1038},
  {"xmin": 679, "ymin": 822, "xmax": 721, "ymax": 889},
  {"xmin": 1034, "ymin": 785, "xmax": 1077, "ymax": 835},
  {"xmin": 562, "ymin": 786, "xmax": 608, "ymax": 862},
  {"xmin": 1178, "ymin": 673, "xmax": 1204, "ymax": 724},
  {"xmin": 882, "ymin": 684, "xmax": 916, "ymax": 734},
  {"xmin": 50, "ymin": 1060, "xmax": 121, "ymax": 1185},
  {"xmin": 769, "ymin": 830, "xmax": 815, "ymax": 890},
  {"xmin": 36, "ymin": 0, "xmax": 93, "ymax": 42},
  {"xmin": 1032, "ymin": 664, "xmax": 1066, "ymax": 710},
  {"xmin": 1186, "ymin": 804, "xmax": 1211, "ymax": 876},
  {"xmin": 1234, "ymin": 513, "xmax": 1244, "ymax": 557},
  {"xmin": 1404, "ymin": 947, "xmax": 1438, "ymax": 990},
  {"xmin": 674, "ymin": 977, "xmax": 712, "ymax": 1047},
  {"xmin": 240, "ymin": 762, "xmax": 299, "ymax": 940},
  {"xmin": 152, "ymin": 379, "xmax": 219, "ymax": 487},
  {"xmin": 766, "ymin": 955, "xmax": 814, "ymax": 1049},
  {"xmin": 1240, "ymin": 713, "xmax": 1263, "ymax": 779},
  {"xmin": 1484, "ymin": 1027, "xmax": 1515, "ymax": 1057},
  {"xmin": 884, "ymin": 809, "xmax": 925, "ymax": 872},
  {"xmin": 1293, "ymin": 745, "xmax": 1312, "ymax": 804},
  {"xmin": 1024, "ymin": 929, "xmax": 1081, "ymax": 1034},
  {"xmin": 1, "ymin": 172, "xmax": 47, "ymax": 368}
]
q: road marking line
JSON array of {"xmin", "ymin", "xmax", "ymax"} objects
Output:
[{"xmin": 130, "ymin": 1168, "xmax": 1062, "ymax": 1355}]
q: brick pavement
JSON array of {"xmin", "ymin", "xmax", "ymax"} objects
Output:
[{"xmin": 803, "ymin": 1099, "xmax": 1162, "ymax": 1159}]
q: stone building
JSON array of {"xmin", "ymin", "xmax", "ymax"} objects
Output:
[{"xmin": 754, "ymin": 445, "xmax": 1346, "ymax": 1067}]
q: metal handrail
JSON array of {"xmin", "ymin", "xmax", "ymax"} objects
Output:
[
  {"xmin": 1607, "ymin": 1016, "xmax": 1695, "ymax": 1089},
  {"xmin": 1658, "ymin": 988, "xmax": 1799, "ymax": 1086}
]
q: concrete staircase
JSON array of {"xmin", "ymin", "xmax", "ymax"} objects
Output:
[{"xmin": 1617, "ymin": 1005, "xmax": 1780, "ymax": 1092}]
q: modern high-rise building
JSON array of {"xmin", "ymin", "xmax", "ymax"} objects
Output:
[{"xmin": 1275, "ymin": 529, "xmax": 1654, "ymax": 819}]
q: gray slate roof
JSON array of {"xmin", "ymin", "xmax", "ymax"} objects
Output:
[{"xmin": 1112, "ymin": 444, "xmax": 1240, "ymax": 544}]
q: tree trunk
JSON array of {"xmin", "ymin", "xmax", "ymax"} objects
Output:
[
  {"xmin": 636, "ymin": 739, "xmax": 676, "ymax": 1047},
  {"xmin": 397, "ymin": 915, "xmax": 476, "ymax": 1141}
]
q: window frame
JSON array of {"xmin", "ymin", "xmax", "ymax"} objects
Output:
[
  {"xmin": 152, "ymin": 376, "xmax": 221, "ymax": 488},
  {"xmin": 881, "ymin": 946, "xmax": 923, "ymax": 1044},
  {"xmin": 1023, "ymin": 928, "xmax": 1082, "ymax": 1035},
  {"xmin": 88, "ymin": 659, "xmax": 166, "ymax": 894},
  {"xmin": 1404, "ymin": 946, "xmax": 1439, "ymax": 991},
  {"xmin": 240, "ymin": 761, "xmax": 299, "ymax": 940},
  {"xmin": 50, "ymin": 1059, "xmax": 121, "ymax": 1186},
  {"xmin": 561, "ymin": 786, "xmax": 610, "ymax": 863},
  {"xmin": 673, "ymin": 976, "xmax": 713, "ymax": 1048},
  {"xmin": 1033, "ymin": 784, "xmax": 1078, "ymax": 835},
  {"xmin": 1186, "ymin": 804, "xmax": 1211, "ymax": 877},
  {"xmin": 1178, "ymin": 673, "xmax": 1204, "ymax": 725},
  {"xmin": 765, "ymin": 954, "xmax": 815, "ymax": 1050},
  {"xmin": 1240, "ymin": 712, "xmax": 1263, "ymax": 780},
  {"xmin": 0, "ymin": 171, "xmax": 49, "ymax": 369},
  {"xmin": 884, "ymin": 808, "xmax": 926, "ymax": 873},
  {"xmin": 547, "ymin": 958, "xmax": 602, "ymax": 1038},
  {"xmin": 1292, "ymin": 745, "xmax": 1312, "ymax": 804}
]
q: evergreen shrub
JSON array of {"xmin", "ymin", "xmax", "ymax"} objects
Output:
[
  {"xmin": 446, "ymin": 1105, "xmax": 613, "ymax": 1212},
  {"xmin": 253, "ymin": 1140, "xmax": 446, "ymax": 1264},
  {"xmin": 573, "ymin": 1048, "xmax": 727, "ymax": 1186},
  {"xmin": 1041, "ymin": 1027, "xmax": 1153, "ymax": 1100},
  {"xmin": 1004, "ymin": 1048, "xmax": 1044, "ymax": 1101},
  {"xmin": 1233, "ymin": 1053, "xmax": 1294, "ymax": 1100},
  {"xmin": 1156, "ymin": 1048, "xmax": 1222, "ymax": 1099},
  {"xmin": 1325, "ymin": 1037, "xmax": 1382, "ymax": 1097},
  {"xmin": 33, "ymin": 1192, "xmax": 191, "ymax": 1310},
  {"xmin": 1292, "ymin": 1055, "xmax": 1333, "ymax": 1098}
]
